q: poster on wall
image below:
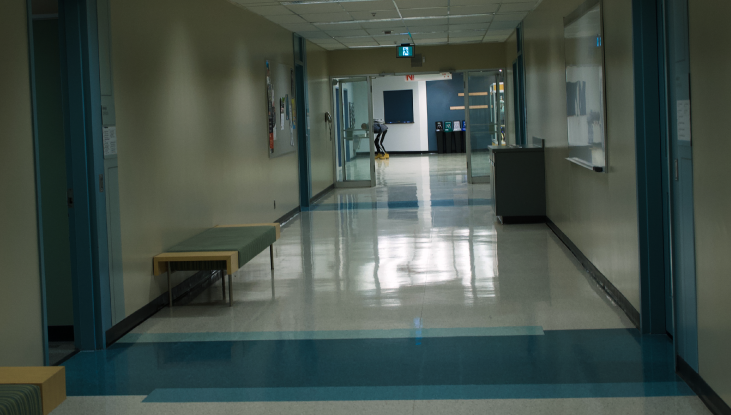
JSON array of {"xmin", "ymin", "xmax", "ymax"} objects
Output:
[
  {"xmin": 266, "ymin": 61, "xmax": 275, "ymax": 153},
  {"xmin": 267, "ymin": 60, "xmax": 297, "ymax": 158}
]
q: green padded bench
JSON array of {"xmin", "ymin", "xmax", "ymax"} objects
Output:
[
  {"xmin": 0, "ymin": 385, "xmax": 41, "ymax": 415},
  {"xmin": 154, "ymin": 223, "xmax": 280, "ymax": 307}
]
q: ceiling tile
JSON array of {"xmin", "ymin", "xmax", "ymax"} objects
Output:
[
  {"xmin": 395, "ymin": 0, "xmax": 448, "ymax": 8},
  {"xmin": 360, "ymin": 20, "xmax": 409, "ymax": 29},
  {"xmin": 246, "ymin": 4, "xmax": 293, "ymax": 15},
  {"xmin": 411, "ymin": 32, "xmax": 450, "ymax": 40},
  {"xmin": 492, "ymin": 12, "xmax": 529, "ymax": 21},
  {"xmin": 400, "ymin": 7, "xmax": 448, "ymax": 18},
  {"xmin": 317, "ymin": 21, "xmax": 366, "ymax": 30},
  {"xmin": 285, "ymin": 3, "xmax": 345, "ymax": 14},
  {"xmin": 450, "ymin": 4, "xmax": 500, "ymax": 14},
  {"xmin": 404, "ymin": 17, "xmax": 449, "ymax": 26},
  {"xmin": 449, "ymin": 23, "xmax": 490, "ymax": 31},
  {"xmin": 498, "ymin": 2, "xmax": 537, "ymax": 13},
  {"xmin": 279, "ymin": 22, "xmax": 320, "ymax": 31},
  {"xmin": 416, "ymin": 38, "xmax": 449, "ymax": 45},
  {"xmin": 339, "ymin": 0, "xmax": 395, "ymax": 12},
  {"xmin": 449, "ymin": 30, "xmax": 486, "ymax": 38},
  {"xmin": 448, "ymin": 15, "xmax": 492, "ymax": 24},
  {"xmin": 449, "ymin": 36, "xmax": 483, "ymax": 43},
  {"xmin": 365, "ymin": 26, "xmax": 410, "ymax": 35},
  {"xmin": 349, "ymin": 10, "xmax": 402, "ymax": 20},
  {"xmin": 450, "ymin": 0, "xmax": 501, "ymax": 5},
  {"xmin": 410, "ymin": 25, "xmax": 449, "ymax": 34},
  {"xmin": 340, "ymin": 39, "xmax": 381, "ymax": 47},
  {"xmin": 323, "ymin": 29, "xmax": 370, "ymax": 37},
  {"xmin": 300, "ymin": 12, "xmax": 353, "ymax": 23}
]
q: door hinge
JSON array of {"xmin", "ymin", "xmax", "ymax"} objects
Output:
[{"xmin": 99, "ymin": 174, "xmax": 105, "ymax": 192}]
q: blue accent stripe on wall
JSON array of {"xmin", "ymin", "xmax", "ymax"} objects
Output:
[{"xmin": 310, "ymin": 198, "xmax": 492, "ymax": 212}]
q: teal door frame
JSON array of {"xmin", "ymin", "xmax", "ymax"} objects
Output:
[
  {"xmin": 294, "ymin": 34, "xmax": 312, "ymax": 209},
  {"xmin": 25, "ymin": 0, "xmax": 51, "ymax": 365},
  {"xmin": 57, "ymin": 0, "xmax": 112, "ymax": 351}
]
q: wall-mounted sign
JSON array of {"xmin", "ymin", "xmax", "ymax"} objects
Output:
[
  {"xmin": 398, "ymin": 45, "xmax": 414, "ymax": 58},
  {"xmin": 435, "ymin": 121, "xmax": 443, "ymax": 132},
  {"xmin": 444, "ymin": 121, "xmax": 453, "ymax": 132},
  {"xmin": 405, "ymin": 73, "xmax": 452, "ymax": 82},
  {"xmin": 462, "ymin": 120, "xmax": 467, "ymax": 131},
  {"xmin": 453, "ymin": 120, "xmax": 461, "ymax": 131}
]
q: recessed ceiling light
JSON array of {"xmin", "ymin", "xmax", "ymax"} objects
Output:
[{"xmin": 315, "ymin": 13, "xmax": 495, "ymax": 26}]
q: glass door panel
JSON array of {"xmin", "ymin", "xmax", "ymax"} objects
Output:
[
  {"xmin": 334, "ymin": 77, "xmax": 374, "ymax": 186},
  {"xmin": 466, "ymin": 70, "xmax": 502, "ymax": 183}
]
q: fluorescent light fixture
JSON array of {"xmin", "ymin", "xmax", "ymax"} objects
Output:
[
  {"xmin": 282, "ymin": 0, "xmax": 383, "ymax": 4},
  {"xmin": 315, "ymin": 13, "xmax": 495, "ymax": 26}
]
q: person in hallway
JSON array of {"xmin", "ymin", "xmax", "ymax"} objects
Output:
[{"xmin": 362, "ymin": 120, "xmax": 389, "ymax": 159}]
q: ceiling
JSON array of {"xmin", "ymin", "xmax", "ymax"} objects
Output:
[{"xmin": 229, "ymin": 0, "xmax": 540, "ymax": 50}]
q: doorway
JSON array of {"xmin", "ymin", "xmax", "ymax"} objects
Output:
[{"xmin": 332, "ymin": 76, "xmax": 375, "ymax": 187}]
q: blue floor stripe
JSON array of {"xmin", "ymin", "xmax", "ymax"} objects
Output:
[
  {"xmin": 310, "ymin": 198, "xmax": 492, "ymax": 212},
  {"xmin": 118, "ymin": 326, "xmax": 544, "ymax": 344},
  {"xmin": 143, "ymin": 382, "xmax": 695, "ymax": 403}
]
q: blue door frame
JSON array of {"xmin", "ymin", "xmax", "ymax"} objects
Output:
[
  {"xmin": 294, "ymin": 35, "xmax": 312, "ymax": 210},
  {"xmin": 58, "ymin": 0, "xmax": 112, "ymax": 351}
]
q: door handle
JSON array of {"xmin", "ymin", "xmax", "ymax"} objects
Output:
[
  {"xmin": 67, "ymin": 189, "xmax": 74, "ymax": 208},
  {"xmin": 674, "ymin": 159, "xmax": 679, "ymax": 181}
]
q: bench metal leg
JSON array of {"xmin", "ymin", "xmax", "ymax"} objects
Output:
[
  {"xmin": 270, "ymin": 245, "xmax": 274, "ymax": 270},
  {"xmin": 228, "ymin": 272, "xmax": 233, "ymax": 307},
  {"xmin": 221, "ymin": 270, "xmax": 226, "ymax": 300},
  {"xmin": 168, "ymin": 266, "xmax": 173, "ymax": 308}
]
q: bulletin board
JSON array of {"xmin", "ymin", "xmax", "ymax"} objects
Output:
[
  {"xmin": 563, "ymin": 0, "xmax": 607, "ymax": 172},
  {"xmin": 266, "ymin": 60, "xmax": 297, "ymax": 158}
]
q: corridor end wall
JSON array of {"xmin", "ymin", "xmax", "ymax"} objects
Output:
[
  {"xmin": 109, "ymin": 0, "xmax": 325, "ymax": 316},
  {"xmin": 0, "ymin": 0, "xmax": 45, "ymax": 366},
  {"xmin": 520, "ymin": 0, "xmax": 641, "ymax": 310}
]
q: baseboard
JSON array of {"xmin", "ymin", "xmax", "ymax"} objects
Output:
[
  {"xmin": 275, "ymin": 206, "xmax": 300, "ymax": 226},
  {"xmin": 677, "ymin": 356, "xmax": 731, "ymax": 415},
  {"xmin": 105, "ymin": 270, "xmax": 220, "ymax": 346},
  {"xmin": 546, "ymin": 218, "xmax": 641, "ymax": 329},
  {"xmin": 310, "ymin": 184, "xmax": 335, "ymax": 205},
  {"xmin": 47, "ymin": 325, "xmax": 74, "ymax": 342}
]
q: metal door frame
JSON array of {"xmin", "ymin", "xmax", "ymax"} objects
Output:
[
  {"xmin": 331, "ymin": 76, "xmax": 375, "ymax": 188},
  {"xmin": 465, "ymin": 69, "xmax": 503, "ymax": 185}
]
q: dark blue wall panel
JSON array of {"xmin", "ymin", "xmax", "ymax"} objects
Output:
[{"xmin": 426, "ymin": 73, "xmax": 464, "ymax": 152}]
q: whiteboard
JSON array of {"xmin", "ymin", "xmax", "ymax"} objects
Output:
[
  {"xmin": 266, "ymin": 60, "xmax": 297, "ymax": 158},
  {"xmin": 563, "ymin": 0, "xmax": 607, "ymax": 172}
]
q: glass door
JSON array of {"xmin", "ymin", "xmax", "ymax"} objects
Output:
[
  {"xmin": 333, "ymin": 77, "xmax": 375, "ymax": 187},
  {"xmin": 465, "ymin": 70, "xmax": 504, "ymax": 184}
]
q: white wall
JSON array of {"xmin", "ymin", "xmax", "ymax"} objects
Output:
[
  {"xmin": 0, "ymin": 0, "xmax": 45, "ymax": 366},
  {"xmin": 372, "ymin": 76, "xmax": 428, "ymax": 152}
]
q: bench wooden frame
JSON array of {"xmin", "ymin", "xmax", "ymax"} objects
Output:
[
  {"xmin": 153, "ymin": 223, "xmax": 279, "ymax": 307},
  {"xmin": 0, "ymin": 367, "xmax": 66, "ymax": 415}
]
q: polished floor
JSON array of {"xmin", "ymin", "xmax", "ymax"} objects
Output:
[{"xmin": 55, "ymin": 155, "xmax": 709, "ymax": 414}]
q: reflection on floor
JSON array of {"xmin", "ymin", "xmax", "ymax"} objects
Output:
[{"xmin": 56, "ymin": 155, "xmax": 708, "ymax": 414}]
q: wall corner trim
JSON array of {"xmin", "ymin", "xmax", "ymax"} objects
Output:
[
  {"xmin": 677, "ymin": 356, "xmax": 731, "ymax": 415},
  {"xmin": 546, "ymin": 218, "xmax": 641, "ymax": 328}
]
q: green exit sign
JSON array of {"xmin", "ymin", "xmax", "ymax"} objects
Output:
[{"xmin": 398, "ymin": 45, "xmax": 414, "ymax": 58}]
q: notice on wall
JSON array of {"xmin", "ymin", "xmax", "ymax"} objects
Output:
[
  {"xmin": 103, "ymin": 126, "xmax": 117, "ymax": 157},
  {"xmin": 677, "ymin": 100, "xmax": 692, "ymax": 142}
]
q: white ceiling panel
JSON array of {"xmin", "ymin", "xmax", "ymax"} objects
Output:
[
  {"xmin": 301, "ymin": 12, "xmax": 353, "ymax": 23},
  {"xmin": 415, "ymin": 38, "xmax": 449, "ymax": 45},
  {"xmin": 404, "ymin": 17, "xmax": 449, "ymax": 26},
  {"xmin": 448, "ymin": 15, "xmax": 493, "ymax": 24},
  {"xmin": 498, "ymin": 2, "xmax": 536, "ymax": 13},
  {"xmin": 450, "ymin": 4, "xmax": 500, "ymax": 14},
  {"xmin": 285, "ymin": 3, "xmax": 346, "ymax": 14},
  {"xmin": 323, "ymin": 29, "xmax": 370, "ymax": 37},
  {"xmin": 349, "ymin": 10, "xmax": 402, "ymax": 20},
  {"xmin": 395, "ymin": 0, "xmax": 449, "ymax": 8},
  {"xmin": 399, "ymin": 7, "xmax": 449, "ymax": 18},
  {"xmin": 238, "ymin": 0, "xmax": 539, "ymax": 49},
  {"xmin": 339, "ymin": 0, "xmax": 396, "ymax": 12}
]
